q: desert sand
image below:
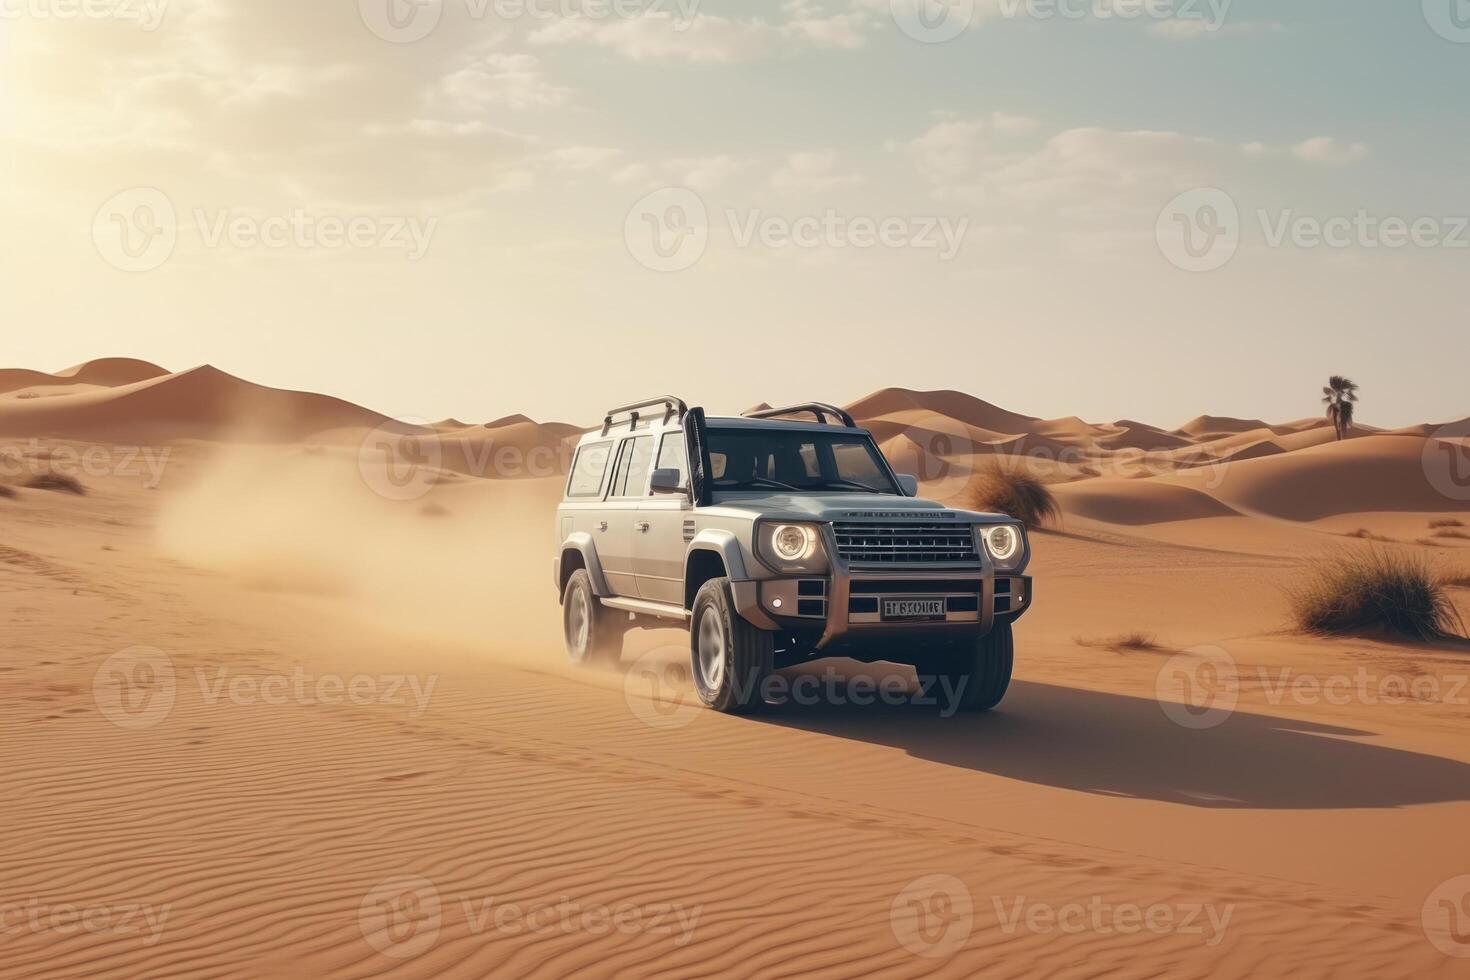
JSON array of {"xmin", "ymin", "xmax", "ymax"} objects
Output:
[{"xmin": 3, "ymin": 364, "xmax": 1469, "ymax": 978}]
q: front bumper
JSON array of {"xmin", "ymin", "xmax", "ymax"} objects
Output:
[{"xmin": 733, "ymin": 568, "xmax": 1032, "ymax": 649}]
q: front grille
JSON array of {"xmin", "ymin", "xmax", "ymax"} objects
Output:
[{"xmin": 832, "ymin": 523, "xmax": 979, "ymax": 565}]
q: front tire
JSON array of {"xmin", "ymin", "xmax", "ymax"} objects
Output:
[
  {"xmin": 690, "ymin": 578, "xmax": 774, "ymax": 713},
  {"xmin": 916, "ymin": 621, "xmax": 1014, "ymax": 713},
  {"xmin": 562, "ymin": 569, "xmax": 624, "ymax": 667}
]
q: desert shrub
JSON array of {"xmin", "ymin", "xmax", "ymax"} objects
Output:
[
  {"xmin": 1077, "ymin": 631, "xmax": 1161, "ymax": 652},
  {"xmin": 25, "ymin": 472, "xmax": 86, "ymax": 496},
  {"xmin": 969, "ymin": 468, "xmax": 1060, "ymax": 530},
  {"xmin": 1432, "ymin": 528, "xmax": 1470, "ymax": 540},
  {"xmin": 0, "ymin": 484, "xmax": 15, "ymax": 499},
  {"xmin": 1429, "ymin": 519, "xmax": 1465, "ymax": 529},
  {"xmin": 1287, "ymin": 549, "xmax": 1464, "ymax": 641}
]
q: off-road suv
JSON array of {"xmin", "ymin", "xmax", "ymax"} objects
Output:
[{"xmin": 553, "ymin": 397, "xmax": 1032, "ymax": 714}]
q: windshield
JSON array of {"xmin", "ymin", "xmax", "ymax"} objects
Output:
[{"xmin": 705, "ymin": 428, "xmax": 900, "ymax": 494}]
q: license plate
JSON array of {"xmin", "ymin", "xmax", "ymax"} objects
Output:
[{"xmin": 881, "ymin": 597, "xmax": 946, "ymax": 621}]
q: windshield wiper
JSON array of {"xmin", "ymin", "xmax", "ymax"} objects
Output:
[
  {"xmin": 817, "ymin": 478, "xmax": 890, "ymax": 494},
  {"xmin": 721, "ymin": 476, "xmax": 804, "ymax": 492}
]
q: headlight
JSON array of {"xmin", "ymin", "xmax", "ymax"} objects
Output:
[
  {"xmin": 980, "ymin": 524, "xmax": 1023, "ymax": 567},
  {"xmin": 756, "ymin": 522, "xmax": 827, "ymax": 572},
  {"xmin": 772, "ymin": 524, "xmax": 816, "ymax": 562}
]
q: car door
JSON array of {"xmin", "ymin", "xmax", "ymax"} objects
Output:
[
  {"xmin": 599, "ymin": 434, "xmax": 653, "ymax": 597},
  {"xmin": 634, "ymin": 431, "xmax": 691, "ymax": 604}
]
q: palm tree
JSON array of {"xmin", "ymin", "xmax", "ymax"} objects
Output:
[{"xmin": 1322, "ymin": 376, "xmax": 1359, "ymax": 441}]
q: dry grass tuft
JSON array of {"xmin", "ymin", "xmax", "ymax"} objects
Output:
[
  {"xmin": 1345, "ymin": 528, "xmax": 1395, "ymax": 542},
  {"xmin": 969, "ymin": 468, "xmax": 1061, "ymax": 530},
  {"xmin": 1429, "ymin": 519, "xmax": 1466, "ymax": 529},
  {"xmin": 24, "ymin": 472, "xmax": 86, "ymax": 496},
  {"xmin": 1432, "ymin": 528, "xmax": 1470, "ymax": 540},
  {"xmin": 1287, "ymin": 549, "xmax": 1465, "ymax": 641},
  {"xmin": 1076, "ymin": 631, "xmax": 1163, "ymax": 653}
]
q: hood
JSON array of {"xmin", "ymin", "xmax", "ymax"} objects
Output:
[{"xmin": 709, "ymin": 491, "xmax": 1004, "ymax": 523}]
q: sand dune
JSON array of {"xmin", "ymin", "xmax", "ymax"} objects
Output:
[
  {"xmin": 848, "ymin": 387, "xmax": 1042, "ymax": 435},
  {"xmin": 1160, "ymin": 435, "xmax": 1459, "ymax": 521},
  {"xmin": 0, "ymin": 365, "xmax": 400, "ymax": 442}
]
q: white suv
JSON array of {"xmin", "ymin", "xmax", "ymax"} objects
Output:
[{"xmin": 553, "ymin": 397, "xmax": 1032, "ymax": 714}]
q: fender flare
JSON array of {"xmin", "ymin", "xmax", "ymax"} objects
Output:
[
  {"xmin": 686, "ymin": 528, "xmax": 749, "ymax": 582},
  {"xmin": 559, "ymin": 532, "xmax": 613, "ymax": 597}
]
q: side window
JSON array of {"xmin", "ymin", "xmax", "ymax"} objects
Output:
[
  {"xmin": 567, "ymin": 441, "xmax": 613, "ymax": 498},
  {"xmin": 611, "ymin": 436, "xmax": 654, "ymax": 498},
  {"xmin": 655, "ymin": 433, "xmax": 687, "ymax": 487}
]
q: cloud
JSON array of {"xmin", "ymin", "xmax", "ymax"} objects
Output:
[
  {"xmin": 1292, "ymin": 137, "xmax": 1369, "ymax": 167},
  {"xmin": 528, "ymin": 12, "xmax": 782, "ymax": 63},
  {"xmin": 770, "ymin": 151, "xmax": 865, "ymax": 193},
  {"xmin": 440, "ymin": 53, "xmax": 572, "ymax": 112}
]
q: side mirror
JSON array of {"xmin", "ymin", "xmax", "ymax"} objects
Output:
[
  {"xmin": 897, "ymin": 474, "xmax": 919, "ymax": 496},
  {"xmin": 650, "ymin": 468, "xmax": 687, "ymax": 496}
]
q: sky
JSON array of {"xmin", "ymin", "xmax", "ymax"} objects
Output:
[{"xmin": 1, "ymin": 0, "xmax": 1467, "ymax": 429}]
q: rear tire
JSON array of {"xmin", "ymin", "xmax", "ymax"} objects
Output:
[
  {"xmin": 690, "ymin": 577, "xmax": 774, "ymax": 714},
  {"xmin": 916, "ymin": 621, "xmax": 1013, "ymax": 713},
  {"xmin": 562, "ymin": 569, "xmax": 624, "ymax": 667}
]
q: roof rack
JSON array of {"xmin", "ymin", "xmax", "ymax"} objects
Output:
[
  {"xmin": 602, "ymin": 396, "xmax": 688, "ymax": 435},
  {"xmin": 742, "ymin": 403, "xmax": 857, "ymax": 429}
]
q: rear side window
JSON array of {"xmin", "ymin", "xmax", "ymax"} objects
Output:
[
  {"xmin": 610, "ymin": 436, "xmax": 654, "ymax": 497},
  {"xmin": 567, "ymin": 441, "xmax": 613, "ymax": 498}
]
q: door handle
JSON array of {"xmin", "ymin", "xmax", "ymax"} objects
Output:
[
  {"xmin": 635, "ymin": 521, "xmax": 651, "ymax": 533},
  {"xmin": 597, "ymin": 521, "xmax": 608, "ymax": 532}
]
